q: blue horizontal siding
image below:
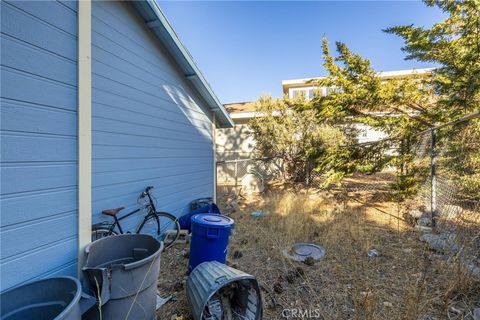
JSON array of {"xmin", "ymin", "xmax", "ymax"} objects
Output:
[
  {"xmin": 1, "ymin": 67, "xmax": 77, "ymax": 111},
  {"xmin": 5, "ymin": 0, "xmax": 77, "ymax": 36},
  {"xmin": 92, "ymin": 2, "xmax": 182, "ymax": 85},
  {"xmin": 93, "ymin": 157, "xmax": 212, "ymax": 173},
  {"xmin": 93, "ymin": 88, "xmax": 210, "ymax": 130},
  {"xmin": 1, "ymin": 35, "xmax": 77, "ymax": 85},
  {"xmin": 92, "ymin": 101, "xmax": 211, "ymax": 140},
  {"xmin": 0, "ymin": 1, "xmax": 77, "ymax": 60},
  {"xmin": 2, "ymin": 163, "xmax": 76, "ymax": 195},
  {"xmin": 91, "ymin": 1, "xmax": 214, "ymax": 230},
  {"xmin": 0, "ymin": 0, "xmax": 78, "ymax": 292},
  {"xmin": 57, "ymin": 1, "xmax": 77, "ymax": 13},
  {"xmin": 1, "ymin": 188, "xmax": 77, "ymax": 227},
  {"xmin": 1, "ymin": 99, "xmax": 77, "ymax": 136},
  {"xmin": 1, "ymin": 133, "xmax": 77, "ymax": 162},
  {"xmin": 0, "ymin": 238, "xmax": 77, "ymax": 291},
  {"xmin": 92, "ymin": 74, "xmax": 210, "ymax": 126},
  {"xmin": 1, "ymin": 212, "xmax": 77, "ymax": 260}
]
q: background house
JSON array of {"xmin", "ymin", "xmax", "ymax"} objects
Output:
[
  {"xmin": 216, "ymin": 69, "xmax": 433, "ymax": 182},
  {"xmin": 0, "ymin": 0, "xmax": 232, "ymax": 292},
  {"xmin": 281, "ymin": 68, "xmax": 434, "ymax": 144}
]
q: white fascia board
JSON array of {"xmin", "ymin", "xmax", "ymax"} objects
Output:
[
  {"xmin": 230, "ymin": 110, "xmax": 418, "ymax": 121},
  {"xmin": 230, "ymin": 112, "xmax": 258, "ymax": 119},
  {"xmin": 282, "ymin": 78, "xmax": 323, "ymax": 86},
  {"xmin": 230, "ymin": 110, "xmax": 286, "ymax": 120},
  {"xmin": 282, "ymin": 68, "xmax": 435, "ymax": 86}
]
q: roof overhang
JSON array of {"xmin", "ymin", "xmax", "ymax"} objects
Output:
[
  {"xmin": 281, "ymin": 68, "xmax": 436, "ymax": 91},
  {"xmin": 230, "ymin": 111, "xmax": 259, "ymax": 119},
  {"xmin": 131, "ymin": 0, "xmax": 234, "ymax": 128}
]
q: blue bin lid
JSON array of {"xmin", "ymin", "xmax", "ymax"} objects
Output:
[{"xmin": 191, "ymin": 214, "xmax": 234, "ymax": 229}]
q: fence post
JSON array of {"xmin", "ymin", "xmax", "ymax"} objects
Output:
[
  {"xmin": 430, "ymin": 128, "xmax": 437, "ymax": 229},
  {"xmin": 234, "ymin": 160, "xmax": 238, "ymax": 190},
  {"xmin": 305, "ymin": 162, "xmax": 309, "ymax": 186}
]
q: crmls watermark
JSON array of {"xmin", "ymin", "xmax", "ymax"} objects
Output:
[{"xmin": 281, "ymin": 308, "xmax": 322, "ymax": 318}]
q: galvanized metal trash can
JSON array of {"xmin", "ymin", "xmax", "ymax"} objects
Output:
[
  {"xmin": 0, "ymin": 276, "xmax": 82, "ymax": 320},
  {"xmin": 82, "ymin": 234, "xmax": 163, "ymax": 320},
  {"xmin": 190, "ymin": 197, "xmax": 214, "ymax": 211},
  {"xmin": 188, "ymin": 214, "xmax": 234, "ymax": 274},
  {"xmin": 187, "ymin": 261, "xmax": 262, "ymax": 320},
  {"xmin": 179, "ymin": 202, "xmax": 221, "ymax": 232}
]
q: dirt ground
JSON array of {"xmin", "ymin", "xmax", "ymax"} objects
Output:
[{"xmin": 156, "ymin": 178, "xmax": 480, "ymax": 320}]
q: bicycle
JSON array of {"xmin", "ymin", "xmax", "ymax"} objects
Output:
[{"xmin": 91, "ymin": 186, "xmax": 180, "ymax": 249}]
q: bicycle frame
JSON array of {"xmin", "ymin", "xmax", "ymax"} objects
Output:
[{"xmin": 108, "ymin": 190, "xmax": 159, "ymax": 234}]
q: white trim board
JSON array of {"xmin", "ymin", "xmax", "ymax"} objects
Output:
[{"xmin": 77, "ymin": 0, "xmax": 92, "ymax": 276}]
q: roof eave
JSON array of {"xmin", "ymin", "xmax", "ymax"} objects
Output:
[
  {"xmin": 282, "ymin": 68, "xmax": 436, "ymax": 87},
  {"xmin": 132, "ymin": 0, "xmax": 234, "ymax": 128}
]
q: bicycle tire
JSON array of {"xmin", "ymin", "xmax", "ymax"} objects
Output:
[
  {"xmin": 91, "ymin": 227, "xmax": 117, "ymax": 242},
  {"xmin": 138, "ymin": 212, "xmax": 180, "ymax": 249}
]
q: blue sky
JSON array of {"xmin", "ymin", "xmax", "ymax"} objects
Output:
[{"xmin": 159, "ymin": 1, "xmax": 445, "ymax": 104}]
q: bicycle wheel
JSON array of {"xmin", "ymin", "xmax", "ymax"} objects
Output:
[
  {"xmin": 91, "ymin": 227, "xmax": 117, "ymax": 242},
  {"xmin": 138, "ymin": 212, "xmax": 180, "ymax": 249}
]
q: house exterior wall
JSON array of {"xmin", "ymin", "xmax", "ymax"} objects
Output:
[
  {"xmin": 216, "ymin": 124, "xmax": 256, "ymax": 183},
  {"xmin": 216, "ymin": 124, "xmax": 255, "ymax": 161},
  {"xmin": 354, "ymin": 123, "xmax": 387, "ymax": 144},
  {"xmin": 91, "ymin": 1, "xmax": 214, "ymax": 231},
  {"xmin": 0, "ymin": 0, "xmax": 79, "ymax": 291},
  {"xmin": 0, "ymin": 0, "xmax": 220, "ymax": 293}
]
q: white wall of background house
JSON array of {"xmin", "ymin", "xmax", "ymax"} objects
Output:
[
  {"xmin": 286, "ymin": 84, "xmax": 388, "ymax": 144},
  {"xmin": 0, "ymin": 0, "xmax": 232, "ymax": 292}
]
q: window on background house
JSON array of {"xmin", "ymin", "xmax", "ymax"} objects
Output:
[
  {"xmin": 290, "ymin": 87, "xmax": 319, "ymax": 100},
  {"xmin": 361, "ymin": 127, "xmax": 368, "ymax": 137},
  {"xmin": 324, "ymin": 86, "xmax": 343, "ymax": 96},
  {"xmin": 356, "ymin": 124, "xmax": 368, "ymax": 138},
  {"xmin": 325, "ymin": 87, "xmax": 335, "ymax": 96},
  {"xmin": 292, "ymin": 89, "xmax": 303, "ymax": 99},
  {"xmin": 290, "ymin": 88, "xmax": 306, "ymax": 99}
]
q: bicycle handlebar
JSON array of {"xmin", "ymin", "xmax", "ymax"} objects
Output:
[{"xmin": 139, "ymin": 186, "xmax": 154, "ymax": 199}]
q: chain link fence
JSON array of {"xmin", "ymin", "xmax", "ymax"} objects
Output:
[
  {"xmin": 310, "ymin": 113, "xmax": 480, "ymax": 236},
  {"xmin": 216, "ymin": 112, "xmax": 480, "ymax": 233},
  {"xmin": 399, "ymin": 114, "xmax": 480, "ymax": 231},
  {"xmin": 216, "ymin": 157, "xmax": 283, "ymax": 194},
  {"xmin": 426, "ymin": 114, "xmax": 480, "ymax": 253}
]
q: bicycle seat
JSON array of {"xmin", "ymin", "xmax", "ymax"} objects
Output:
[{"xmin": 102, "ymin": 207, "xmax": 125, "ymax": 216}]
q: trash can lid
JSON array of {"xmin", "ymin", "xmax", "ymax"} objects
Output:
[
  {"xmin": 283, "ymin": 243, "xmax": 325, "ymax": 262},
  {"xmin": 191, "ymin": 214, "xmax": 234, "ymax": 229}
]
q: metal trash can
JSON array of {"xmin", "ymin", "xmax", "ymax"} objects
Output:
[
  {"xmin": 179, "ymin": 202, "xmax": 221, "ymax": 232},
  {"xmin": 82, "ymin": 234, "xmax": 163, "ymax": 320},
  {"xmin": 190, "ymin": 197, "xmax": 214, "ymax": 211},
  {"xmin": 188, "ymin": 214, "xmax": 234, "ymax": 274},
  {"xmin": 0, "ymin": 276, "xmax": 82, "ymax": 320},
  {"xmin": 187, "ymin": 261, "xmax": 262, "ymax": 320}
]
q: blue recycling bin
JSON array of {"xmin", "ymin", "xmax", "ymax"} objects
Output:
[{"xmin": 188, "ymin": 214, "xmax": 234, "ymax": 273}]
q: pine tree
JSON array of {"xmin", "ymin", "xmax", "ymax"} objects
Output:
[
  {"xmin": 384, "ymin": 0, "xmax": 480, "ymax": 117},
  {"xmin": 386, "ymin": 0, "xmax": 480, "ymax": 199}
]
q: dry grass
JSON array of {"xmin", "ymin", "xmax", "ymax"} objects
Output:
[{"xmin": 157, "ymin": 183, "xmax": 480, "ymax": 320}]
